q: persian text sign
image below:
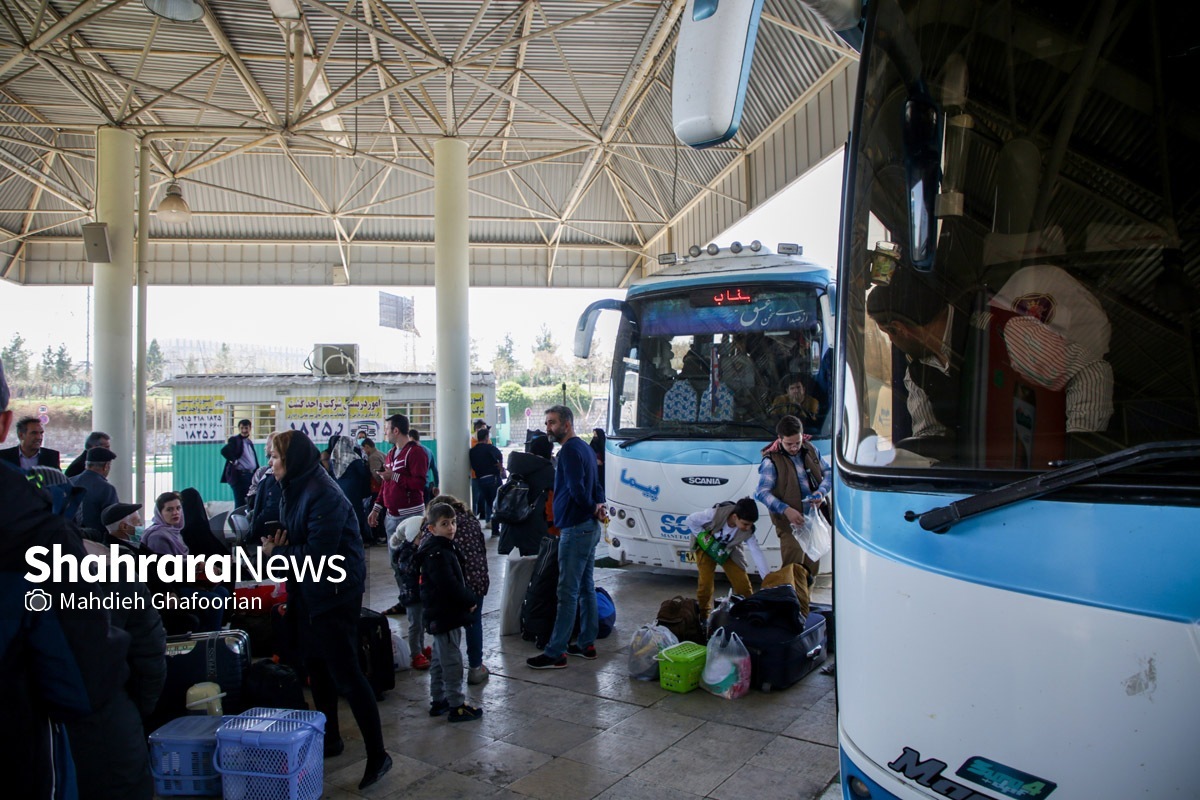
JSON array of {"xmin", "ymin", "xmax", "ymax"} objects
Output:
[{"xmin": 174, "ymin": 396, "xmax": 225, "ymax": 443}]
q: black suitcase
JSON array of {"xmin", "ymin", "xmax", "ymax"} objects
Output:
[
  {"xmin": 520, "ymin": 536, "xmax": 560, "ymax": 649},
  {"xmin": 244, "ymin": 658, "xmax": 308, "ymax": 711},
  {"xmin": 271, "ymin": 602, "xmax": 303, "ymax": 669},
  {"xmin": 149, "ymin": 629, "xmax": 252, "ymax": 730},
  {"xmin": 730, "ymin": 612, "xmax": 827, "ymax": 692},
  {"xmin": 229, "ymin": 612, "xmax": 275, "ymax": 658},
  {"xmin": 358, "ymin": 607, "xmax": 395, "ymax": 700},
  {"xmin": 809, "ymin": 602, "xmax": 835, "ymax": 655}
]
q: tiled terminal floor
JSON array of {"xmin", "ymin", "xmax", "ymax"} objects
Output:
[{"xmin": 169, "ymin": 535, "xmax": 840, "ymax": 800}]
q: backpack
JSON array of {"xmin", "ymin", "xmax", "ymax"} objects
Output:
[
  {"xmin": 393, "ymin": 538, "xmax": 420, "ymax": 606},
  {"xmin": 656, "ymin": 595, "xmax": 705, "ymax": 644},
  {"xmin": 244, "ymin": 658, "xmax": 307, "ymax": 711},
  {"xmin": 493, "ymin": 474, "xmax": 541, "ymax": 524}
]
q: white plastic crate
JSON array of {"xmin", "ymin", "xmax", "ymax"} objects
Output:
[{"xmin": 215, "ymin": 708, "xmax": 325, "ymax": 800}]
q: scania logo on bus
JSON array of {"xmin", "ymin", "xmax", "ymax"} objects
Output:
[
  {"xmin": 888, "ymin": 748, "xmax": 1056, "ymax": 800},
  {"xmin": 681, "ymin": 476, "xmax": 728, "ymax": 486}
]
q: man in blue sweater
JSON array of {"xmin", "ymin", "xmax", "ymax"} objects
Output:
[{"xmin": 527, "ymin": 405, "xmax": 608, "ymax": 669}]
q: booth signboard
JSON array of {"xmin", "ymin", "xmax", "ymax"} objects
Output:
[{"xmin": 175, "ymin": 396, "xmax": 225, "ymax": 443}]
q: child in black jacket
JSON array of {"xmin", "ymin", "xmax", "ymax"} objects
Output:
[{"xmin": 417, "ymin": 502, "xmax": 482, "ymax": 722}]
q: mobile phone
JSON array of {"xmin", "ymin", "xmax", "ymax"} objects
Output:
[{"xmin": 263, "ymin": 520, "xmax": 283, "ymax": 535}]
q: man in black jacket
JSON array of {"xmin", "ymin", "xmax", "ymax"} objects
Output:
[
  {"xmin": 0, "ymin": 356, "xmax": 132, "ymax": 800},
  {"xmin": 63, "ymin": 430, "xmax": 111, "ymax": 478},
  {"xmin": 418, "ymin": 502, "xmax": 482, "ymax": 723},
  {"xmin": 0, "ymin": 415, "xmax": 61, "ymax": 469},
  {"xmin": 220, "ymin": 418, "xmax": 259, "ymax": 508}
]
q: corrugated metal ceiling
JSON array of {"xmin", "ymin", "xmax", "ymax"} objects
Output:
[{"xmin": 0, "ymin": 0, "xmax": 854, "ymax": 286}]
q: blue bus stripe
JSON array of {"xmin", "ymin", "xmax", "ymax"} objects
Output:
[{"xmin": 835, "ymin": 474, "xmax": 1200, "ymax": 624}]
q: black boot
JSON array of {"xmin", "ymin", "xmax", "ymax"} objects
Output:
[{"xmin": 359, "ymin": 752, "xmax": 392, "ymax": 790}]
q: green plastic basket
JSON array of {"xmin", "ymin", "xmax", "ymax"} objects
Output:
[{"xmin": 656, "ymin": 641, "xmax": 707, "ymax": 693}]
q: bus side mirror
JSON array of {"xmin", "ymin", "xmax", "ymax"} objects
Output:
[
  {"xmin": 902, "ymin": 93, "xmax": 943, "ymax": 272},
  {"xmin": 574, "ymin": 299, "xmax": 636, "ymax": 359}
]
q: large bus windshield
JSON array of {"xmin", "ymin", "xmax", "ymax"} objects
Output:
[
  {"xmin": 612, "ymin": 283, "xmax": 832, "ymax": 440},
  {"xmin": 840, "ymin": 1, "xmax": 1200, "ymax": 479}
]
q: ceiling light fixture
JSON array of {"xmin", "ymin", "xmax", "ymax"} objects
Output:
[
  {"xmin": 142, "ymin": 0, "xmax": 204, "ymax": 23},
  {"xmin": 156, "ymin": 181, "xmax": 192, "ymax": 224}
]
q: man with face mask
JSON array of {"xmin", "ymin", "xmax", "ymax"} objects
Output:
[{"xmin": 102, "ymin": 502, "xmax": 144, "ymax": 547}]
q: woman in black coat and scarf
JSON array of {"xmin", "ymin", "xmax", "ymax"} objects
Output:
[
  {"xmin": 497, "ymin": 434, "xmax": 557, "ymax": 556},
  {"xmin": 262, "ymin": 430, "xmax": 391, "ymax": 790}
]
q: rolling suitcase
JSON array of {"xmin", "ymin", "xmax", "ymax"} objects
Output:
[
  {"xmin": 358, "ymin": 607, "xmax": 395, "ymax": 700},
  {"xmin": 500, "ymin": 553, "xmax": 538, "ymax": 636},
  {"xmin": 729, "ymin": 611, "xmax": 827, "ymax": 692},
  {"xmin": 809, "ymin": 602, "xmax": 835, "ymax": 654},
  {"xmin": 520, "ymin": 536, "xmax": 560, "ymax": 649},
  {"xmin": 150, "ymin": 629, "xmax": 252, "ymax": 730}
]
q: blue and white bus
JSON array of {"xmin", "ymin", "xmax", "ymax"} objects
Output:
[
  {"xmin": 575, "ymin": 243, "xmax": 834, "ymax": 572},
  {"xmin": 819, "ymin": 1, "xmax": 1200, "ymax": 798}
]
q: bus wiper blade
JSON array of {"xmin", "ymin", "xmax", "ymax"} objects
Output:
[
  {"xmin": 721, "ymin": 420, "xmax": 778, "ymax": 437},
  {"xmin": 908, "ymin": 439, "xmax": 1200, "ymax": 533},
  {"xmin": 618, "ymin": 432, "xmax": 665, "ymax": 449}
]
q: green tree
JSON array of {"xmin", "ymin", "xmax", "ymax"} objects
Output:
[
  {"xmin": 1, "ymin": 333, "xmax": 31, "ymax": 380},
  {"xmin": 39, "ymin": 345, "xmax": 55, "ymax": 379},
  {"xmin": 53, "ymin": 344, "xmax": 73, "ymax": 381},
  {"xmin": 211, "ymin": 343, "xmax": 234, "ymax": 373},
  {"xmin": 497, "ymin": 380, "xmax": 532, "ymax": 419},
  {"xmin": 470, "ymin": 337, "xmax": 481, "ymax": 371},
  {"xmin": 146, "ymin": 338, "xmax": 165, "ymax": 382},
  {"xmin": 185, "ymin": 355, "xmax": 198, "ymax": 374},
  {"xmin": 533, "ymin": 324, "xmax": 557, "ymax": 354},
  {"xmin": 491, "ymin": 334, "xmax": 519, "ymax": 383}
]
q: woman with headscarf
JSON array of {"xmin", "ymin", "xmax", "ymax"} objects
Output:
[
  {"xmin": 261, "ymin": 430, "xmax": 391, "ymax": 790},
  {"xmin": 590, "ymin": 428, "xmax": 607, "ymax": 492},
  {"xmin": 328, "ymin": 434, "xmax": 373, "ymax": 545},
  {"xmin": 142, "ymin": 491, "xmax": 229, "ymax": 632},
  {"xmin": 177, "ymin": 487, "xmax": 229, "ymax": 558},
  {"xmin": 497, "ymin": 434, "xmax": 557, "ymax": 557}
]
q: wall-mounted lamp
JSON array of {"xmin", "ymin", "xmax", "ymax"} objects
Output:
[
  {"xmin": 143, "ymin": 0, "xmax": 204, "ymax": 23},
  {"xmin": 156, "ymin": 181, "xmax": 192, "ymax": 224}
]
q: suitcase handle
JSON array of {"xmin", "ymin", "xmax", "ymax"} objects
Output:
[{"xmin": 806, "ymin": 644, "xmax": 823, "ymax": 659}]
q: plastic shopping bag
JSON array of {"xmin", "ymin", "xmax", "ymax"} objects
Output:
[
  {"xmin": 793, "ymin": 504, "xmax": 832, "ymax": 562},
  {"xmin": 701, "ymin": 627, "xmax": 751, "ymax": 700},
  {"xmin": 628, "ymin": 624, "xmax": 679, "ymax": 681}
]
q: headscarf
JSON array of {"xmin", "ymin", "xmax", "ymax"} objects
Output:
[
  {"xmin": 143, "ymin": 502, "xmax": 188, "ymax": 556},
  {"xmin": 280, "ymin": 432, "xmax": 321, "ymax": 491},
  {"xmin": 328, "ymin": 434, "xmax": 358, "ymax": 480}
]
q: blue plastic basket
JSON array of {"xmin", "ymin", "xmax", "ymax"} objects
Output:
[
  {"xmin": 148, "ymin": 714, "xmax": 228, "ymax": 797},
  {"xmin": 215, "ymin": 708, "xmax": 326, "ymax": 800}
]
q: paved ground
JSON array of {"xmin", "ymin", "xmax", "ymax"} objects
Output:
[{"xmin": 185, "ymin": 531, "xmax": 842, "ymax": 799}]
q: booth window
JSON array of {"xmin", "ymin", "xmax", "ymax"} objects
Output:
[
  {"xmin": 387, "ymin": 401, "xmax": 434, "ymax": 438},
  {"xmin": 226, "ymin": 403, "xmax": 278, "ymax": 439}
]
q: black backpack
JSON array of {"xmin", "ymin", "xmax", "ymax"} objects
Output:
[
  {"xmin": 493, "ymin": 474, "xmax": 541, "ymax": 524},
  {"xmin": 244, "ymin": 658, "xmax": 307, "ymax": 711},
  {"xmin": 393, "ymin": 538, "xmax": 420, "ymax": 606}
]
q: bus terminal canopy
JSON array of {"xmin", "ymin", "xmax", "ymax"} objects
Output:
[{"xmin": 0, "ymin": 0, "xmax": 858, "ymax": 289}]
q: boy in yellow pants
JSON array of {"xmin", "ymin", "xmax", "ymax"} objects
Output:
[{"xmin": 685, "ymin": 497, "xmax": 770, "ymax": 618}]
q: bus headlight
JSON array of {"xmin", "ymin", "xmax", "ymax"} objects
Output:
[
  {"xmin": 848, "ymin": 777, "xmax": 871, "ymax": 798},
  {"xmin": 626, "ymin": 518, "xmax": 636, "ymax": 528}
]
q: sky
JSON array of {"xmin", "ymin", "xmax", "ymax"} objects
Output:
[{"xmin": 0, "ymin": 152, "xmax": 843, "ymax": 373}]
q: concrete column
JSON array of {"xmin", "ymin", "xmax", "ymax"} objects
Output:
[
  {"xmin": 94, "ymin": 127, "xmax": 135, "ymax": 499},
  {"xmin": 434, "ymin": 137, "xmax": 470, "ymax": 502},
  {"xmin": 134, "ymin": 142, "xmax": 150, "ymax": 508}
]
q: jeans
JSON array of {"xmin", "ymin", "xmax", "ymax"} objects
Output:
[
  {"xmin": 465, "ymin": 603, "xmax": 483, "ymax": 669},
  {"xmin": 430, "ymin": 628, "xmax": 465, "ymax": 708},
  {"xmin": 407, "ymin": 602, "xmax": 426, "ymax": 658},
  {"xmin": 188, "ymin": 585, "xmax": 230, "ymax": 632},
  {"xmin": 477, "ymin": 475, "xmax": 499, "ymax": 522},
  {"xmin": 230, "ymin": 469, "xmax": 254, "ymax": 510},
  {"xmin": 471, "ymin": 477, "xmax": 482, "ymax": 516},
  {"xmin": 544, "ymin": 519, "xmax": 601, "ymax": 658}
]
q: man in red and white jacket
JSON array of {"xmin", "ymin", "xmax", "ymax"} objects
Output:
[{"xmin": 368, "ymin": 414, "xmax": 429, "ymax": 614}]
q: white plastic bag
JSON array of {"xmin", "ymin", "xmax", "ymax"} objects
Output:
[
  {"xmin": 390, "ymin": 620, "xmax": 411, "ymax": 671},
  {"xmin": 793, "ymin": 504, "xmax": 832, "ymax": 562},
  {"xmin": 701, "ymin": 627, "xmax": 751, "ymax": 700},
  {"xmin": 628, "ymin": 624, "xmax": 679, "ymax": 681}
]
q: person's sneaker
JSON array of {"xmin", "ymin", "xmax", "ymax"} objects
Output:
[
  {"xmin": 411, "ymin": 653, "xmax": 431, "ymax": 670},
  {"xmin": 566, "ymin": 644, "xmax": 597, "ymax": 660},
  {"xmin": 323, "ymin": 736, "xmax": 345, "ymax": 758},
  {"xmin": 467, "ymin": 664, "xmax": 490, "ymax": 685},
  {"xmin": 429, "ymin": 699, "xmax": 450, "ymax": 717},
  {"xmin": 447, "ymin": 704, "xmax": 484, "ymax": 723},
  {"xmin": 526, "ymin": 653, "xmax": 567, "ymax": 670}
]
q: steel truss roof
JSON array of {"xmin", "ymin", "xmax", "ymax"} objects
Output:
[{"xmin": 0, "ymin": 0, "xmax": 856, "ymax": 287}]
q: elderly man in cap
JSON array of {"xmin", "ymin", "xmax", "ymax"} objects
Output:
[
  {"xmin": 102, "ymin": 502, "xmax": 143, "ymax": 546},
  {"xmin": 70, "ymin": 446, "xmax": 121, "ymax": 533},
  {"xmin": 64, "ymin": 430, "xmax": 111, "ymax": 478}
]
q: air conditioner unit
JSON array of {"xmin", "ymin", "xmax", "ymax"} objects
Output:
[{"xmin": 312, "ymin": 344, "xmax": 359, "ymax": 377}]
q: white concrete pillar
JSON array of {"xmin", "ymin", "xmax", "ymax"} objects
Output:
[
  {"xmin": 434, "ymin": 137, "xmax": 470, "ymax": 502},
  {"xmin": 94, "ymin": 127, "xmax": 135, "ymax": 499},
  {"xmin": 134, "ymin": 142, "xmax": 150, "ymax": 508}
]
